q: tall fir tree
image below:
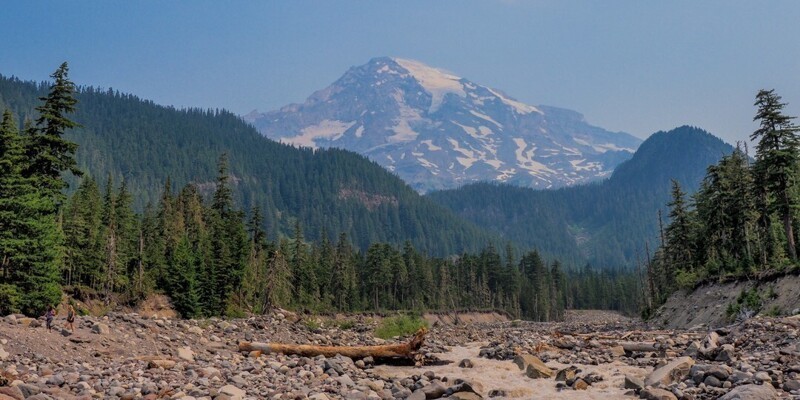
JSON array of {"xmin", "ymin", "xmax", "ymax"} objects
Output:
[
  {"xmin": 750, "ymin": 89, "xmax": 800, "ymax": 260},
  {"xmin": 24, "ymin": 62, "xmax": 82, "ymax": 206}
]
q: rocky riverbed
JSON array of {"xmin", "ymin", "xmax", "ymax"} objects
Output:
[{"xmin": 0, "ymin": 310, "xmax": 798, "ymax": 399}]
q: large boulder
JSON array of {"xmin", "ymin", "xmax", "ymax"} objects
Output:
[
  {"xmin": 644, "ymin": 356, "xmax": 695, "ymax": 388},
  {"xmin": 91, "ymin": 323, "xmax": 109, "ymax": 335},
  {"xmin": 718, "ymin": 384, "xmax": 777, "ymax": 400},
  {"xmin": 513, "ymin": 354, "xmax": 554, "ymax": 379}
]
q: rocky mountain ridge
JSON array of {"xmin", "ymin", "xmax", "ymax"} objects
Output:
[{"xmin": 245, "ymin": 57, "xmax": 641, "ymax": 192}]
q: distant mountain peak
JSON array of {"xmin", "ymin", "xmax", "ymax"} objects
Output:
[{"xmin": 245, "ymin": 58, "xmax": 642, "ymax": 192}]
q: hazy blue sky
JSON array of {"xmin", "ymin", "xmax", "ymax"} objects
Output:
[{"xmin": 2, "ymin": 1, "xmax": 800, "ymax": 144}]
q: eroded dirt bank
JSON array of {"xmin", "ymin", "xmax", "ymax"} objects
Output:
[{"xmin": 654, "ymin": 273, "xmax": 800, "ymax": 330}]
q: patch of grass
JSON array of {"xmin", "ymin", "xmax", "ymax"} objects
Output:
[
  {"xmin": 765, "ymin": 305, "xmax": 782, "ymax": 317},
  {"xmin": 304, "ymin": 317, "xmax": 322, "ymax": 331},
  {"xmin": 337, "ymin": 320, "xmax": 356, "ymax": 330},
  {"xmin": 374, "ymin": 314, "xmax": 428, "ymax": 339}
]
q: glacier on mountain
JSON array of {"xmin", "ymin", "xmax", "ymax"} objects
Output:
[{"xmin": 245, "ymin": 57, "xmax": 642, "ymax": 192}]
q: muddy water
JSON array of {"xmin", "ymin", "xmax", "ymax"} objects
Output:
[{"xmin": 373, "ymin": 342, "xmax": 651, "ymax": 399}]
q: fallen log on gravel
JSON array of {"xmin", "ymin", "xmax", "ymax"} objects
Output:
[{"xmin": 239, "ymin": 328, "xmax": 428, "ymax": 360}]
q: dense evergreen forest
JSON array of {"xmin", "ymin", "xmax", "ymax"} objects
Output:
[
  {"xmin": 428, "ymin": 126, "xmax": 734, "ymax": 268},
  {"xmin": 0, "ymin": 64, "xmax": 641, "ymax": 319},
  {"xmin": 0, "ymin": 73, "xmax": 499, "ymax": 257},
  {"xmin": 645, "ymin": 89, "xmax": 800, "ymax": 316}
]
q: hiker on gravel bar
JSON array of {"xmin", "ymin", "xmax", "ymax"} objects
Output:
[
  {"xmin": 66, "ymin": 304, "xmax": 76, "ymax": 332},
  {"xmin": 45, "ymin": 305, "xmax": 56, "ymax": 332}
]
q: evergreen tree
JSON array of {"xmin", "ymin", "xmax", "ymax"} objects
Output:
[
  {"xmin": 169, "ymin": 235, "xmax": 200, "ymax": 318},
  {"xmin": 24, "ymin": 62, "xmax": 82, "ymax": 205},
  {"xmin": 750, "ymin": 89, "xmax": 800, "ymax": 260},
  {"xmin": 0, "ymin": 110, "xmax": 25, "ymax": 284},
  {"xmin": 265, "ymin": 239, "xmax": 293, "ymax": 308},
  {"xmin": 663, "ymin": 180, "xmax": 696, "ymax": 291}
]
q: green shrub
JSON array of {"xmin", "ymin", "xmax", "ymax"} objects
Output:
[
  {"xmin": 726, "ymin": 287, "xmax": 763, "ymax": 321},
  {"xmin": 374, "ymin": 314, "xmax": 428, "ymax": 339},
  {"xmin": 0, "ymin": 284, "xmax": 22, "ymax": 315},
  {"xmin": 21, "ymin": 282, "xmax": 62, "ymax": 316},
  {"xmin": 765, "ymin": 305, "xmax": 782, "ymax": 317},
  {"xmin": 675, "ymin": 269, "xmax": 699, "ymax": 290}
]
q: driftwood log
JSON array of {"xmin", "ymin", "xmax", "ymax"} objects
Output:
[{"xmin": 239, "ymin": 328, "xmax": 428, "ymax": 360}]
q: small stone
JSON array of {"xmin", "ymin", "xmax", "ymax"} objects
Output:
[
  {"xmin": 177, "ymin": 346, "xmax": 194, "ymax": 362},
  {"xmin": 754, "ymin": 371, "xmax": 771, "ymax": 382},
  {"xmin": 572, "ymin": 379, "xmax": 588, "ymax": 390},
  {"xmin": 703, "ymin": 375, "xmax": 722, "ymax": 387},
  {"xmin": 458, "ymin": 359, "xmax": 473, "ymax": 368}
]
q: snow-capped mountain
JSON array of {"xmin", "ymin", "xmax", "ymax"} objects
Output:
[{"xmin": 245, "ymin": 57, "xmax": 642, "ymax": 192}]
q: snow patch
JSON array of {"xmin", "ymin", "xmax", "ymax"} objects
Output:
[
  {"xmin": 354, "ymin": 125, "xmax": 365, "ymax": 138},
  {"xmin": 512, "ymin": 137, "xmax": 556, "ymax": 175},
  {"xmin": 486, "ymin": 88, "xmax": 542, "ymax": 115},
  {"xmin": 468, "ymin": 110, "xmax": 502, "ymax": 127},
  {"xmin": 394, "ymin": 58, "xmax": 466, "ymax": 112},
  {"xmin": 421, "ymin": 140, "xmax": 442, "ymax": 151},
  {"xmin": 280, "ymin": 120, "xmax": 356, "ymax": 149}
]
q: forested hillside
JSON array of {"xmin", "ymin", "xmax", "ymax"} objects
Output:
[
  {"xmin": 428, "ymin": 126, "xmax": 735, "ymax": 268},
  {"xmin": 0, "ymin": 74, "xmax": 498, "ymax": 256},
  {"xmin": 0, "ymin": 65, "xmax": 642, "ymax": 319}
]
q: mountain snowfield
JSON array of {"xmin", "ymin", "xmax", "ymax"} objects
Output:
[{"xmin": 245, "ymin": 57, "xmax": 642, "ymax": 192}]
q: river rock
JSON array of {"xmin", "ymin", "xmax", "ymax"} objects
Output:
[
  {"xmin": 177, "ymin": 346, "xmax": 194, "ymax": 362},
  {"xmin": 624, "ymin": 375, "xmax": 644, "ymax": 391},
  {"xmin": 513, "ymin": 354, "xmax": 553, "ymax": 378},
  {"xmin": 0, "ymin": 386, "xmax": 24, "ymax": 400},
  {"xmin": 644, "ymin": 356, "xmax": 694, "ymax": 387},
  {"xmin": 640, "ymin": 388, "xmax": 677, "ymax": 400},
  {"xmin": 715, "ymin": 344, "xmax": 736, "ymax": 362},
  {"xmin": 217, "ymin": 385, "xmax": 246, "ymax": 400},
  {"xmin": 718, "ymin": 383, "xmax": 777, "ymax": 400},
  {"xmin": 91, "ymin": 323, "xmax": 109, "ymax": 334}
]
